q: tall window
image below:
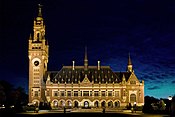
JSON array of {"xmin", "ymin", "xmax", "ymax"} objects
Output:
[
  {"xmin": 90, "ymin": 91, "xmax": 92, "ymax": 96},
  {"xmin": 83, "ymin": 91, "xmax": 89, "ymax": 96},
  {"xmin": 101, "ymin": 91, "xmax": 106, "ymax": 96},
  {"xmin": 53, "ymin": 91, "xmax": 58, "ymax": 97},
  {"xmin": 37, "ymin": 33, "xmax": 40, "ymax": 41},
  {"xmin": 67, "ymin": 91, "xmax": 71, "ymax": 97},
  {"xmin": 46, "ymin": 91, "xmax": 49, "ymax": 96},
  {"xmin": 108, "ymin": 91, "xmax": 112, "ymax": 96},
  {"xmin": 115, "ymin": 91, "xmax": 119, "ymax": 97},
  {"xmin": 60, "ymin": 91, "xmax": 65, "ymax": 97},
  {"xmin": 94, "ymin": 91, "xmax": 99, "ymax": 96},
  {"xmin": 74, "ymin": 91, "xmax": 78, "ymax": 96},
  {"xmin": 34, "ymin": 91, "xmax": 38, "ymax": 97},
  {"xmin": 130, "ymin": 94, "xmax": 136, "ymax": 102}
]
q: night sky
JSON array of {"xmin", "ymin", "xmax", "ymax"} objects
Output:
[{"xmin": 1, "ymin": 0, "xmax": 175, "ymax": 99}]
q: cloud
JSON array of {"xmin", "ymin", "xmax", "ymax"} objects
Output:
[
  {"xmin": 147, "ymin": 86, "xmax": 160, "ymax": 90},
  {"xmin": 143, "ymin": 75, "xmax": 157, "ymax": 81},
  {"xmin": 172, "ymin": 80, "xmax": 175, "ymax": 84}
]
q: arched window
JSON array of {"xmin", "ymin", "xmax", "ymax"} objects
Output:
[
  {"xmin": 53, "ymin": 100, "xmax": 58, "ymax": 108},
  {"xmin": 101, "ymin": 101, "xmax": 106, "ymax": 107},
  {"xmin": 94, "ymin": 101, "xmax": 99, "ymax": 107},
  {"xmin": 60, "ymin": 100, "xmax": 65, "ymax": 107},
  {"xmin": 74, "ymin": 101, "xmax": 78, "ymax": 108},
  {"xmin": 115, "ymin": 101, "xmax": 120, "ymax": 107},
  {"xmin": 130, "ymin": 94, "xmax": 136, "ymax": 102},
  {"xmin": 67, "ymin": 101, "xmax": 72, "ymax": 107},
  {"xmin": 84, "ymin": 101, "xmax": 89, "ymax": 108},
  {"xmin": 108, "ymin": 101, "xmax": 113, "ymax": 107}
]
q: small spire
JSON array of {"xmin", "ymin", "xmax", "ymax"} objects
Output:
[
  {"xmin": 72, "ymin": 60, "xmax": 75, "ymax": 70},
  {"xmin": 128, "ymin": 53, "xmax": 132, "ymax": 65},
  {"xmin": 29, "ymin": 33, "xmax": 32, "ymax": 40},
  {"xmin": 127, "ymin": 53, "xmax": 133, "ymax": 72},
  {"xmin": 38, "ymin": 4, "xmax": 42, "ymax": 17},
  {"xmin": 97, "ymin": 60, "xmax": 100, "ymax": 70},
  {"xmin": 122, "ymin": 74, "xmax": 126, "ymax": 82},
  {"xmin": 84, "ymin": 46, "xmax": 88, "ymax": 61},
  {"xmin": 84, "ymin": 46, "xmax": 88, "ymax": 71}
]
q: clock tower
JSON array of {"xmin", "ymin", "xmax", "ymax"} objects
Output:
[{"xmin": 28, "ymin": 4, "xmax": 49, "ymax": 104}]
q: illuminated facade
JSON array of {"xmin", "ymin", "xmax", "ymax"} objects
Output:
[{"xmin": 28, "ymin": 5, "xmax": 144, "ymax": 109}]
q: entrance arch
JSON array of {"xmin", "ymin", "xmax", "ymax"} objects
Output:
[
  {"xmin": 84, "ymin": 101, "xmax": 89, "ymax": 108},
  {"xmin": 130, "ymin": 94, "xmax": 136, "ymax": 103},
  {"xmin": 32, "ymin": 100, "xmax": 39, "ymax": 107},
  {"xmin": 101, "ymin": 101, "xmax": 106, "ymax": 107},
  {"xmin": 108, "ymin": 101, "xmax": 113, "ymax": 108},
  {"xmin": 114, "ymin": 101, "xmax": 120, "ymax": 107},
  {"xmin": 53, "ymin": 100, "xmax": 58, "ymax": 108},
  {"xmin": 74, "ymin": 101, "xmax": 79, "ymax": 108},
  {"xmin": 67, "ymin": 100, "xmax": 72, "ymax": 107},
  {"xmin": 60, "ymin": 100, "xmax": 65, "ymax": 107},
  {"xmin": 94, "ymin": 101, "xmax": 99, "ymax": 107}
]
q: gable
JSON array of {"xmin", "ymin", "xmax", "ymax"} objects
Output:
[{"xmin": 127, "ymin": 72, "xmax": 140, "ymax": 85}]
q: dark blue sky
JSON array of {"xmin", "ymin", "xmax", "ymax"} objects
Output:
[{"xmin": 1, "ymin": 0, "xmax": 175, "ymax": 99}]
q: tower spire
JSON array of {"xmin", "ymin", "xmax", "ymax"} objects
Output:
[
  {"xmin": 38, "ymin": 4, "xmax": 42, "ymax": 17},
  {"xmin": 128, "ymin": 53, "xmax": 132, "ymax": 65},
  {"xmin": 84, "ymin": 46, "xmax": 88, "ymax": 71},
  {"xmin": 127, "ymin": 53, "xmax": 133, "ymax": 72}
]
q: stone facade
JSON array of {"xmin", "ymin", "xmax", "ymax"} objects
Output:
[{"xmin": 28, "ymin": 5, "xmax": 144, "ymax": 109}]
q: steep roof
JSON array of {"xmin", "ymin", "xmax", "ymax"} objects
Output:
[{"xmin": 44, "ymin": 66, "xmax": 132, "ymax": 84}]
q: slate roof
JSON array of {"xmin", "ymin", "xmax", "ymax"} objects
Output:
[{"xmin": 44, "ymin": 66, "xmax": 132, "ymax": 84}]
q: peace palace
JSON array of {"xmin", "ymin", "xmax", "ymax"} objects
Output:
[{"xmin": 28, "ymin": 5, "xmax": 144, "ymax": 109}]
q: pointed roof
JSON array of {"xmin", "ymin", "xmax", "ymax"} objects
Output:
[
  {"xmin": 38, "ymin": 4, "xmax": 42, "ymax": 17},
  {"xmin": 84, "ymin": 46, "xmax": 88, "ymax": 70},
  {"xmin": 128, "ymin": 53, "xmax": 132, "ymax": 65},
  {"xmin": 84, "ymin": 46, "xmax": 88, "ymax": 61},
  {"xmin": 29, "ymin": 34, "xmax": 32, "ymax": 40},
  {"xmin": 36, "ymin": 4, "xmax": 43, "ymax": 21},
  {"xmin": 44, "ymin": 66, "xmax": 122, "ymax": 84}
]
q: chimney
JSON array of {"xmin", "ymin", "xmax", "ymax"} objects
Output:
[
  {"xmin": 72, "ymin": 61, "xmax": 75, "ymax": 70},
  {"xmin": 98, "ymin": 61, "xmax": 100, "ymax": 70}
]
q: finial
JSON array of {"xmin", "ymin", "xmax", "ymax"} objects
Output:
[
  {"xmin": 97, "ymin": 60, "xmax": 100, "ymax": 70},
  {"xmin": 128, "ymin": 52, "xmax": 132, "ymax": 65},
  {"xmin": 38, "ymin": 4, "xmax": 43, "ymax": 17},
  {"xmin": 85, "ymin": 46, "xmax": 87, "ymax": 60},
  {"xmin": 84, "ymin": 46, "xmax": 88, "ymax": 71},
  {"xmin": 29, "ymin": 33, "xmax": 32, "ymax": 40},
  {"xmin": 72, "ymin": 60, "xmax": 75, "ymax": 70}
]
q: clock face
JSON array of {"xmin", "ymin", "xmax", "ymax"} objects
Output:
[{"xmin": 34, "ymin": 60, "xmax": 39, "ymax": 66}]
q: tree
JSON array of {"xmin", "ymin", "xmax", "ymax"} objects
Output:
[
  {"xmin": 0, "ymin": 84, "xmax": 6, "ymax": 105},
  {"xmin": 142, "ymin": 96, "xmax": 160, "ymax": 113},
  {"xmin": 158, "ymin": 100, "xmax": 166, "ymax": 111},
  {"xmin": 0, "ymin": 80, "xmax": 28, "ymax": 112},
  {"xmin": 0, "ymin": 80, "xmax": 14, "ymax": 107}
]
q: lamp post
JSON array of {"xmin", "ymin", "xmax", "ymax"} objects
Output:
[{"xmin": 168, "ymin": 96, "xmax": 172, "ymax": 116}]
